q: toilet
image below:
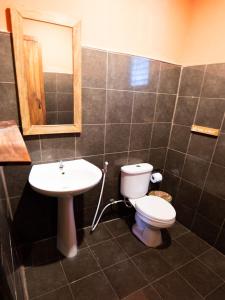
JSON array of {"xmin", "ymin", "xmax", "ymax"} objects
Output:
[{"xmin": 120, "ymin": 163, "xmax": 176, "ymax": 247}]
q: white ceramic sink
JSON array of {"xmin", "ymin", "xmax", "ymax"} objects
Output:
[
  {"xmin": 29, "ymin": 159, "xmax": 102, "ymax": 258},
  {"xmin": 29, "ymin": 159, "xmax": 102, "ymax": 197}
]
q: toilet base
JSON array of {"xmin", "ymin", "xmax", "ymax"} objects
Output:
[{"xmin": 132, "ymin": 223, "xmax": 162, "ymax": 247}]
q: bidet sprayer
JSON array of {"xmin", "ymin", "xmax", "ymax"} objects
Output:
[{"xmin": 103, "ymin": 161, "xmax": 108, "ymax": 173}]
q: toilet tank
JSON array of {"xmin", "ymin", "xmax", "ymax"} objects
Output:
[{"xmin": 120, "ymin": 163, "xmax": 153, "ymax": 199}]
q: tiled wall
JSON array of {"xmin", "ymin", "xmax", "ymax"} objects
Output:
[
  {"xmin": 0, "ymin": 31, "xmax": 181, "ymax": 248},
  {"xmin": 163, "ymin": 64, "xmax": 225, "ymax": 254},
  {"xmin": 44, "ymin": 72, "xmax": 73, "ymax": 124}
]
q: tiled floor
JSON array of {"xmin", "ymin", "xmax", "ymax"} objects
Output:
[{"xmin": 22, "ymin": 218, "xmax": 225, "ymax": 299}]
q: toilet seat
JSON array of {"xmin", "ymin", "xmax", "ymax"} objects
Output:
[{"xmin": 131, "ymin": 195, "xmax": 176, "ymax": 224}]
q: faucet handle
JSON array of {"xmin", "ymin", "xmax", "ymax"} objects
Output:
[{"xmin": 59, "ymin": 160, "xmax": 64, "ymax": 169}]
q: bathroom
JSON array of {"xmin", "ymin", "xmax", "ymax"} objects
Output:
[{"xmin": 1, "ymin": 0, "xmax": 225, "ymax": 299}]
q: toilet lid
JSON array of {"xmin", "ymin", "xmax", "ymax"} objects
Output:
[{"xmin": 135, "ymin": 195, "xmax": 176, "ymax": 222}]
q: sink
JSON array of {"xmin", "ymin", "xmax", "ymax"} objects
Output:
[{"xmin": 29, "ymin": 159, "xmax": 102, "ymax": 257}]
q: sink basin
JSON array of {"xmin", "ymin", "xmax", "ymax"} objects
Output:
[
  {"xmin": 29, "ymin": 159, "xmax": 102, "ymax": 257},
  {"xmin": 29, "ymin": 159, "xmax": 102, "ymax": 197}
]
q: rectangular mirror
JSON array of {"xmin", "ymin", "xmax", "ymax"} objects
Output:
[{"xmin": 10, "ymin": 8, "xmax": 81, "ymax": 135}]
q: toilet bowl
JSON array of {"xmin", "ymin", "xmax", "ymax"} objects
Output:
[
  {"xmin": 130, "ymin": 195, "xmax": 176, "ymax": 247},
  {"xmin": 120, "ymin": 163, "xmax": 176, "ymax": 247}
]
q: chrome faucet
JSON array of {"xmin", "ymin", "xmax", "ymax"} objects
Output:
[{"xmin": 59, "ymin": 160, "xmax": 64, "ymax": 170}]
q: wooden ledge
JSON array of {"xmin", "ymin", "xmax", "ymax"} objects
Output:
[{"xmin": 0, "ymin": 120, "xmax": 31, "ymax": 163}]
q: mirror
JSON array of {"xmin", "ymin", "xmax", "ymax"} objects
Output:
[{"xmin": 10, "ymin": 8, "xmax": 81, "ymax": 135}]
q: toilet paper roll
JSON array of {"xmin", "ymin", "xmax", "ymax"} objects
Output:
[{"xmin": 150, "ymin": 172, "xmax": 163, "ymax": 183}]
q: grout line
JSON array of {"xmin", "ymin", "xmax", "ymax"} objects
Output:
[
  {"xmin": 81, "ymin": 88, "xmax": 177, "ymax": 96},
  {"xmin": 174, "ymin": 270, "xmax": 205, "ymax": 299},
  {"xmin": 127, "ymin": 92, "xmax": 135, "ymax": 164},
  {"xmin": 85, "ymin": 232, "xmax": 120, "ymax": 299},
  {"xmin": 162, "ymin": 65, "xmax": 183, "ymax": 174},
  {"xmin": 103, "ymin": 51, "xmax": 108, "ymax": 158},
  {"xmin": 204, "ymin": 281, "xmax": 225, "ymax": 299},
  {"xmin": 148, "ymin": 61, "xmax": 162, "ymax": 162}
]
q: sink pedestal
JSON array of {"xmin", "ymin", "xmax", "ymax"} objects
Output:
[{"xmin": 57, "ymin": 196, "xmax": 77, "ymax": 257}]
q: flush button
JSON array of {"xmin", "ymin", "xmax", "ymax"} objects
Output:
[{"xmin": 136, "ymin": 165, "xmax": 141, "ymax": 167}]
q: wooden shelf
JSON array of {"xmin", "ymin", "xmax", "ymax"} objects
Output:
[{"xmin": 0, "ymin": 120, "xmax": 31, "ymax": 163}]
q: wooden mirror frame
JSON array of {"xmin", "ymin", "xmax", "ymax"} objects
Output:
[{"xmin": 10, "ymin": 8, "xmax": 82, "ymax": 135}]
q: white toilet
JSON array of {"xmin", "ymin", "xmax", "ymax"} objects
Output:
[{"xmin": 120, "ymin": 163, "xmax": 176, "ymax": 247}]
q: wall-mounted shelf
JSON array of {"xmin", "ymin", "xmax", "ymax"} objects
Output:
[
  {"xmin": 0, "ymin": 120, "xmax": 31, "ymax": 163},
  {"xmin": 191, "ymin": 124, "xmax": 220, "ymax": 137}
]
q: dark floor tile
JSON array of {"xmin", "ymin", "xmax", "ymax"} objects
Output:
[
  {"xmin": 168, "ymin": 222, "xmax": 189, "ymax": 240},
  {"xmin": 176, "ymin": 232, "xmax": 211, "ymax": 256},
  {"xmin": 199, "ymin": 248, "xmax": 225, "ymax": 281},
  {"xmin": 104, "ymin": 259, "xmax": 147, "ymax": 298},
  {"xmin": 174, "ymin": 96, "xmax": 198, "ymax": 126},
  {"xmin": 35, "ymin": 286, "xmax": 73, "ymax": 300},
  {"xmin": 179, "ymin": 65, "xmax": 205, "ymax": 97},
  {"xmin": 26, "ymin": 261, "xmax": 67, "ymax": 299},
  {"xmin": 71, "ymin": 271, "xmax": 118, "ymax": 300},
  {"xmin": 104, "ymin": 218, "xmax": 132, "ymax": 237},
  {"xmin": 205, "ymin": 284, "xmax": 225, "ymax": 300},
  {"xmin": 132, "ymin": 249, "xmax": 172, "ymax": 283},
  {"xmin": 178, "ymin": 259, "xmax": 222, "ymax": 297},
  {"xmin": 116, "ymin": 232, "xmax": 148, "ymax": 257},
  {"xmin": 83, "ymin": 223, "xmax": 112, "ymax": 245},
  {"xmin": 31, "ymin": 238, "xmax": 60, "ymax": 266},
  {"xmin": 61, "ymin": 248, "xmax": 99, "ymax": 282},
  {"xmin": 76, "ymin": 229, "xmax": 88, "ymax": 249},
  {"xmin": 152, "ymin": 271, "xmax": 202, "ymax": 300},
  {"xmin": 91, "ymin": 239, "xmax": 128, "ymax": 268},
  {"xmin": 169, "ymin": 125, "xmax": 190, "ymax": 153},
  {"xmin": 157, "ymin": 240, "xmax": 193, "ymax": 269},
  {"xmin": 124, "ymin": 285, "xmax": 161, "ymax": 300}
]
